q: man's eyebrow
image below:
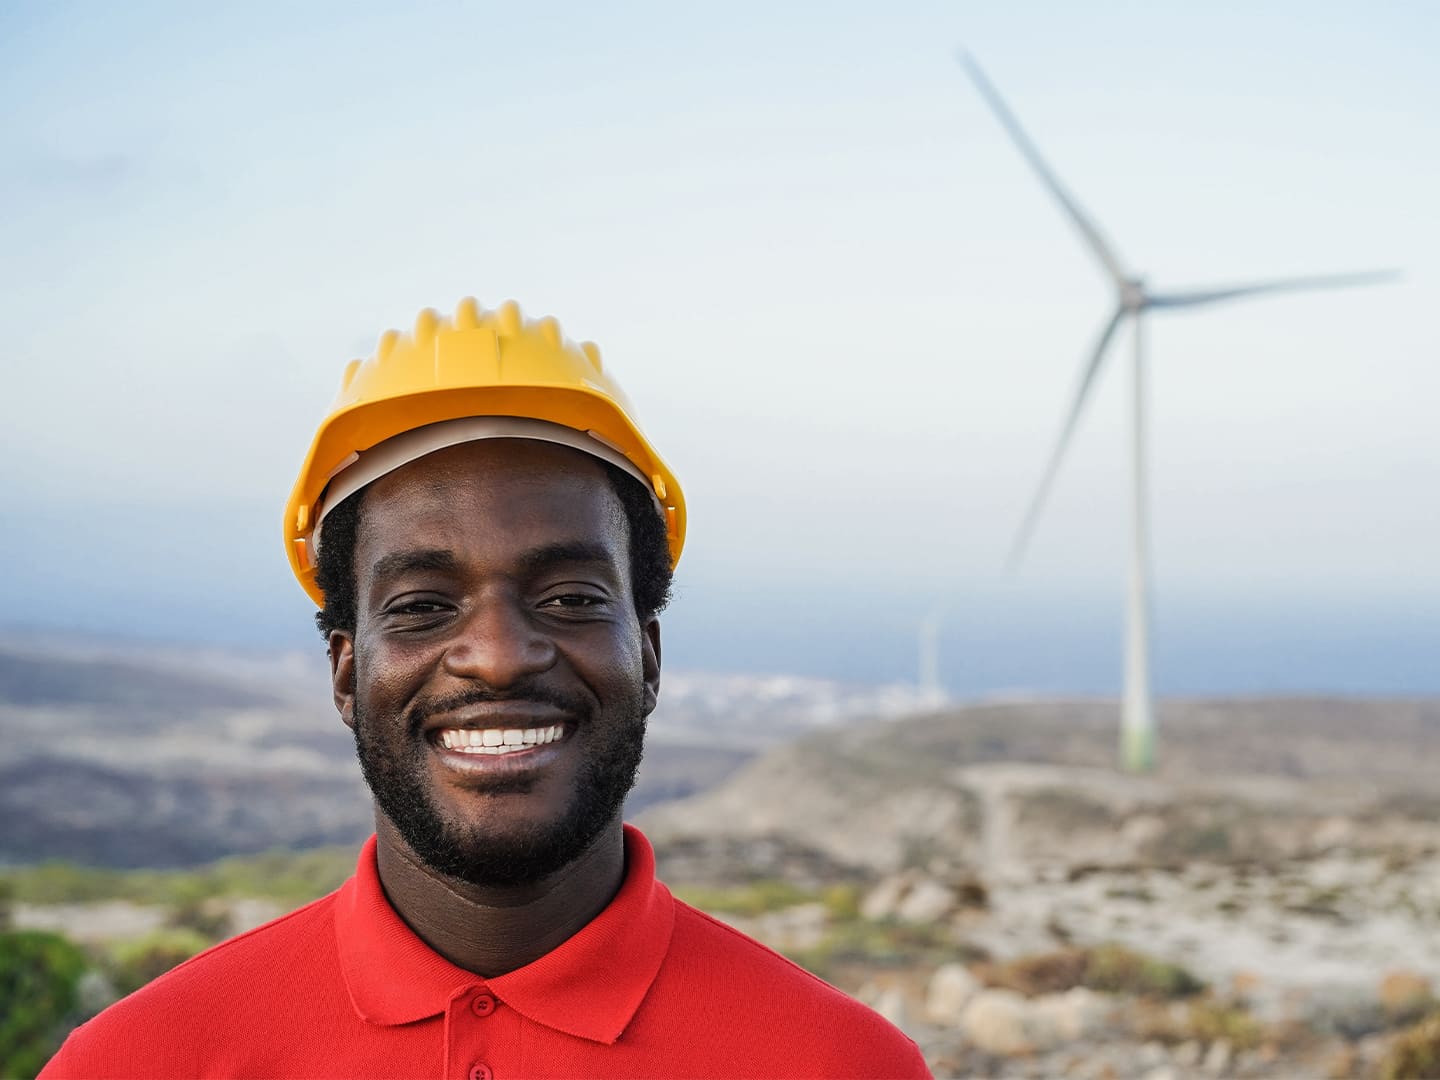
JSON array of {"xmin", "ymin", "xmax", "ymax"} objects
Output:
[
  {"xmin": 370, "ymin": 548, "xmax": 460, "ymax": 582},
  {"xmin": 518, "ymin": 541, "xmax": 617, "ymax": 574}
]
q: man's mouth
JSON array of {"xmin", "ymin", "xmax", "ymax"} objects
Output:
[{"xmin": 434, "ymin": 725, "xmax": 565, "ymax": 755}]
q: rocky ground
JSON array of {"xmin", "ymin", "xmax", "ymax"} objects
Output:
[{"xmin": 640, "ymin": 700, "xmax": 1440, "ymax": 1077}]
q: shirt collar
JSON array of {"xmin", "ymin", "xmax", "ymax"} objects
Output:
[{"xmin": 335, "ymin": 825, "xmax": 674, "ymax": 1044}]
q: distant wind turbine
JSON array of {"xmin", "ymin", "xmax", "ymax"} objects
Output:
[
  {"xmin": 918, "ymin": 606, "xmax": 945, "ymax": 707},
  {"xmin": 959, "ymin": 52, "xmax": 1399, "ymax": 773}
]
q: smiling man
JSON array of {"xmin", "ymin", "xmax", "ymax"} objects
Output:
[{"xmin": 42, "ymin": 300, "xmax": 930, "ymax": 1079}]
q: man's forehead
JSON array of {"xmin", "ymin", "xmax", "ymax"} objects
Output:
[
  {"xmin": 353, "ymin": 438, "xmax": 628, "ymax": 560},
  {"xmin": 375, "ymin": 437, "xmax": 611, "ymax": 493}
]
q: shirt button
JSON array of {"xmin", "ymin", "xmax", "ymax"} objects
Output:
[
  {"xmin": 468, "ymin": 1064, "xmax": 493, "ymax": 1080},
  {"xmin": 471, "ymin": 992, "xmax": 496, "ymax": 1017}
]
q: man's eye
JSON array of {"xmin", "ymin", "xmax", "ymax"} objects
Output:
[
  {"xmin": 543, "ymin": 594, "xmax": 603, "ymax": 609},
  {"xmin": 386, "ymin": 599, "xmax": 450, "ymax": 617}
]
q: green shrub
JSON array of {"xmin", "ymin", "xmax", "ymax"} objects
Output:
[
  {"xmin": 976, "ymin": 948, "xmax": 1090, "ymax": 996},
  {"xmin": 674, "ymin": 879, "xmax": 815, "ymax": 918},
  {"xmin": 1084, "ymin": 942, "xmax": 1205, "ymax": 998},
  {"xmin": 0, "ymin": 847, "xmax": 356, "ymax": 908},
  {"xmin": 105, "ymin": 929, "xmax": 211, "ymax": 997},
  {"xmin": 976, "ymin": 942, "xmax": 1204, "ymax": 1000},
  {"xmin": 1186, "ymin": 998, "xmax": 1263, "ymax": 1051},
  {"xmin": 788, "ymin": 917, "xmax": 960, "ymax": 979},
  {"xmin": 166, "ymin": 897, "xmax": 231, "ymax": 941},
  {"xmin": 0, "ymin": 930, "xmax": 89, "ymax": 1079}
]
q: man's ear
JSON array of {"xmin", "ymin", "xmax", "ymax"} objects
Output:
[
  {"xmin": 328, "ymin": 631, "xmax": 356, "ymax": 731},
  {"xmin": 641, "ymin": 617, "xmax": 661, "ymax": 717}
]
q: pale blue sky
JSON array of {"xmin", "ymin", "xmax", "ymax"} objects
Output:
[{"xmin": 2, "ymin": 1, "xmax": 1435, "ymax": 692}]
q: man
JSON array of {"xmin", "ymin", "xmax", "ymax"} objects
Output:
[{"xmin": 42, "ymin": 299, "xmax": 930, "ymax": 1078}]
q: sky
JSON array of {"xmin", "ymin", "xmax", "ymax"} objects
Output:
[{"xmin": 2, "ymin": 1, "xmax": 1436, "ymax": 695}]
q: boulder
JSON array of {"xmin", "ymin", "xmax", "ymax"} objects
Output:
[
  {"xmin": 1172, "ymin": 1040, "xmax": 1202, "ymax": 1067},
  {"xmin": 1379, "ymin": 970, "xmax": 1433, "ymax": 1017},
  {"xmin": 1203, "ymin": 1038, "xmax": 1232, "ymax": 1075},
  {"xmin": 960, "ymin": 989, "xmax": 1033, "ymax": 1056},
  {"xmin": 860, "ymin": 875, "xmax": 908, "ymax": 921},
  {"xmin": 861, "ymin": 871, "xmax": 957, "ymax": 924},
  {"xmin": 924, "ymin": 963, "xmax": 981, "ymax": 1024},
  {"xmin": 756, "ymin": 902, "xmax": 829, "ymax": 952},
  {"xmin": 895, "ymin": 878, "xmax": 956, "ymax": 923},
  {"xmin": 1029, "ymin": 986, "xmax": 1107, "ymax": 1042}
]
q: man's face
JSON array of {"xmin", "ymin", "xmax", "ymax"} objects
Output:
[{"xmin": 327, "ymin": 439, "xmax": 661, "ymax": 887}]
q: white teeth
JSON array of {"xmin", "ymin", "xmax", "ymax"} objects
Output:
[{"xmin": 437, "ymin": 725, "xmax": 564, "ymax": 754}]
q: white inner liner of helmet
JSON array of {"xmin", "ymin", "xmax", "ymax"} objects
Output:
[{"xmin": 311, "ymin": 416, "xmax": 657, "ymax": 557}]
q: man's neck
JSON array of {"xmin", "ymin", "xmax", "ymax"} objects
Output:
[{"xmin": 372, "ymin": 816, "xmax": 627, "ymax": 978}]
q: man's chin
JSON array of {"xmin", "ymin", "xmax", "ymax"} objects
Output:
[{"xmin": 397, "ymin": 813, "xmax": 610, "ymax": 889}]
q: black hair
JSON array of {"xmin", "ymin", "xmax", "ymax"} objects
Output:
[{"xmin": 313, "ymin": 459, "xmax": 673, "ymax": 637}]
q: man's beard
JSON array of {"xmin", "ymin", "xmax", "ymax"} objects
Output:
[{"xmin": 352, "ymin": 687, "xmax": 647, "ymax": 888}]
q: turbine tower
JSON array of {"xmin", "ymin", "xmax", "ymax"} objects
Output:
[{"xmin": 959, "ymin": 52, "xmax": 1398, "ymax": 773}]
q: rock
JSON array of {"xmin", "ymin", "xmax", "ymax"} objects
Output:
[
  {"xmin": 1203, "ymin": 1038, "xmax": 1232, "ymax": 1075},
  {"xmin": 925, "ymin": 963, "xmax": 981, "ymax": 1024},
  {"xmin": 1304, "ymin": 985, "xmax": 1386, "ymax": 1039},
  {"xmin": 860, "ymin": 875, "xmax": 908, "ymax": 921},
  {"xmin": 1030, "ymin": 987, "xmax": 1108, "ymax": 1042},
  {"xmin": 1379, "ymin": 970, "xmax": 1433, "ymax": 1016},
  {"xmin": 1324, "ymin": 1044, "xmax": 1358, "ymax": 1079},
  {"xmin": 760, "ymin": 902, "xmax": 829, "ymax": 951},
  {"xmin": 1139, "ymin": 1069, "xmax": 1178, "ymax": 1080},
  {"xmin": 895, "ymin": 878, "xmax": 956, "ymax": 923},
  {"xmin": 861, "ymin": 871, "xmax": 957, "ymax": 924},
  {"xmin": 1171, "ymin": 1040, "xmax": 1202, "ymax": 1067},
  {"xmin": 960, "ymin": 988, "xmax": 1033, "ymax": 1056},
  {"xmin": 1139, "ymin": 1042, "xmax": 1170, "ymax": 1069}
]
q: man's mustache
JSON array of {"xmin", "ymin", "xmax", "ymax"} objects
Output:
[{"xmin": 404, "ymin": 684, "xmax": 592, "ymax": 735}]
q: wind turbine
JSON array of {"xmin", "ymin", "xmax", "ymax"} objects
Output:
[
  {"xmin": 959, "ymin": 52, "xmax": 1398, "ymax": 773},
  {"xmin": 918, "ymin": 606, "xmax": 945, "ymax": 707}
]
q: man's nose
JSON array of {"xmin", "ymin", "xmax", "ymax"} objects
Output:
[{"xmin": 441, "ymin": 599, "xmax": 558, "ymax": 687}]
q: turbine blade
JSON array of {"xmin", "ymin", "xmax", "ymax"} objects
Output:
[
  {"xmin": 1008, "ymin": 306, "xmax": 1128, "ymax": 570},
  {"xmin": 1148, "ymin": 270, "xmax": 1401, "ymax": 310},
  {"xmin": 959, "ymin": 51, "xmax": 1130, "ymax": 287}
]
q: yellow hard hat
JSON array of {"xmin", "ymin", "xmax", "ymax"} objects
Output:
[{"xmin": 284, "ymin": 297, "xmax": 685, "ymax": 607}]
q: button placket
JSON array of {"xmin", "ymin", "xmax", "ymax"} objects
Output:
[{"xmin": 446, "ymin": 985, "xmax": 500, "ymax": 1080}]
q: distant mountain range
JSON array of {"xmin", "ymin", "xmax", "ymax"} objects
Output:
[{"xmin": 6, "ymin": 636, "xmax": 1438, "ymax": 871}]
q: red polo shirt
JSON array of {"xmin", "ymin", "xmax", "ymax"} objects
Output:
[{"xmin": 42, "ymin": 826, "xmax": 929, "ymax": 1079}]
